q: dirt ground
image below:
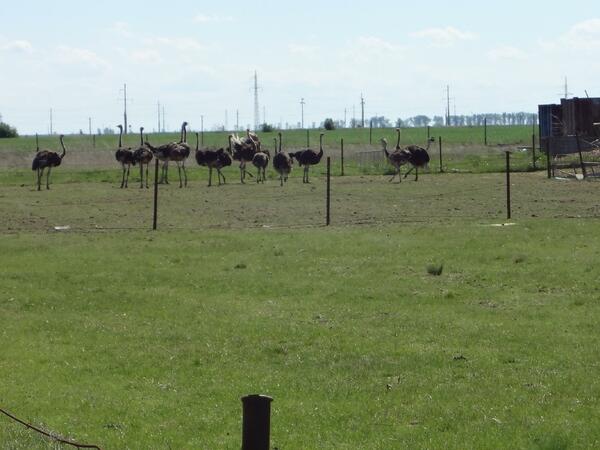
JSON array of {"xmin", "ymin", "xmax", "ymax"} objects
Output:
[{"xmin": 1, "ymin": 170, "xmax": 598, "ymax": 233}]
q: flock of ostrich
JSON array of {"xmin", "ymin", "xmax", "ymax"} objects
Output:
[{"xmin": 30, "ymin": 122, "xmax": 433, "ymax": 190}]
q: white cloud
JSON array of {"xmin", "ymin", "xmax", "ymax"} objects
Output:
[
  {"xmin": 55, "ymin": 45, "xmax": 110, "ymax": 70},
  {"xmin": 487, "ymin": 46, "xmax": 527, "ymax": 62},
  {"xmin": 411, "ymin": 26, "xmax": 476, "ymax": 47},
  {"xmin": 145, "ymin": 37, "xmax": 205, "ymax": 53},
  {"xmin": 557, "ymin": 18, "xmax": 600, "ymax": 50},
  {"xmin": 193, "ymin": 14, "xmax": 234, "ymax": 23},
  {"xmin": 110, "ymin": 21, "xmax": 134, "ymax": 38},
  {"xmin": 131, "ymin": 49, "xmax": 162, "ymax": 64},
  {"xmin": 1, "ymin": 39, "xmax": 33, "ymax": 53}
]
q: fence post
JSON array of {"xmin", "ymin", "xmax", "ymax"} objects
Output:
[
  {"xmin": 575, "ymin": 133, "xmax": 587, "ymax": 178},
  {"xmin": 92, "ymin": 134, "xmax": 96, "ymax": 149},
  {"xmin": 546, "ymin": 139, "xmax": 552, "ymax": 179},
  {"xmin": 326, "ymin": 157, "xmax": 331, "ymax": 226},
  {"xmin": 241, "ymin": 395, "xmax": 273, "ymax": 450},
  {"xmin": 484, "ymin": 118, "xmax": 487, "ymax": 146},
  {"xmin": 153, "ymin": 158, "xmax": 159, "ymax": 230},
  {"xmin": 340, "ymin": 138, "xmax": 344, "ymax": 176},
  {"xmin": 506, "ymin": 151, "xmax": 511, "ymax": 220},
  {"xmin": 439, "ymin": 136, "xmax": 443, "ymax": 173},
  {"xmin": 35, "ymin": 133, "xmax": 39, "ymax": 150},
  {"xmin": 532, "ymin": 133, "xmax": 537, "ymax": 170}
]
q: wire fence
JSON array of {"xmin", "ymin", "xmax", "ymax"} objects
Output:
[{"xmin": 1, "ymin": 151, "xmax": 599, "ymax": 235}]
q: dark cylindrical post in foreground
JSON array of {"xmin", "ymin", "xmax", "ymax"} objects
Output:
[
  {"xmin": 506, "ymin": 151, "xmax": 511, "ymax": 220},
  {"xmin": 241, "ymin": 395, "xmax": 273, "ymax": 450},
  {"xmin": 532, "ymin": 133, "xmax": 537, "ymax": 170},
  {"xmin": 484, "ymin": 118, "xmax": 488, "ymax": 146},
  {"xmin": 575, "ymin": 133, "xmax": 587, "ymax": 178},
  {"xmin": 340, "ymin": 138, "xmax": 345, "ymax": 176},
  {"xmin": 92, "ymin": 134, "xmax": 96, "ymax": 149},
  {"xmin": 326, "ymin": 157, "xmax": 331, "ymax": 226},
  {"xmin": 438, "ymin": 136, "xmax": 443, "ymax": 173},
  {"xmin": 35, "ymin": 133, "xmax": 39, "ymax": 150},
  {"xmin": 306, "ymin": 129, "xmax": 310, "ymax": 147},
  {"xmin": 369, "ymin": 120, "xmax": 372, "ymax": 145},
  {"xmin": 152, "ymin": 158, "xmax": 159, "ymax": 230},
  {"xmin": 546, "ymin": 139, "xmax": 552, "ymax": 179}
]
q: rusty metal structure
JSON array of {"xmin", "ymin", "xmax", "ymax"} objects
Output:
[{"xmin": 539, "ymin": 97, "xmax": 600, "ymax": 177}]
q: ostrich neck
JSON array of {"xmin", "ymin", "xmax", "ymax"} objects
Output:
[
  {"xmin": 59, "ymin": 138, "xmax": 66, "ymax": 159},
  {"xmin": 195, "ymin": 134, "xmax": 199, "ymax": 151},
  {"xmin": 278, "ymin": 135, "xmax": 282, "ymax": 153},
  {"xmin": 118, "ymin": 127, "xmax": 123, "ymax": 148},
  {"xmin": 396, "ymin": 130, "xmax": 400, "ymax": 149},
  {"xmin": 139, "ymin": 129, "xmax": 144, "ymax": 146}
]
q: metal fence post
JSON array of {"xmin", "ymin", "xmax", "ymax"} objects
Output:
[
  {"xmin": 326, "ymin": 157, "xmax": 331, "ymax": 226},
  {"xmin": 340, "ymin": 138, "xmax": 344, "ymax": 176},
  {"xmin": 241, "ymin": 395, "xmax": 273, "ymax": 450},
  {"xmin": 439, "ymin": 136, "xmax": 443, "ymax": 173},
  {"xmin": 153, "ymin": 158, "xmax": 159, "ymax": 230},
  {"xmin": 506, "ymin": 151, "xmax": 511, "ymax": 220}
]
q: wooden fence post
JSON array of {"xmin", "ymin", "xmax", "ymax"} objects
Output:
[
  {"xmin": 484, "ymin": 118, "xmax": 488, "ymax": 146},
  {"xmin": 575, "ymin": 133, "xmax": 587, "ymax": 178}
]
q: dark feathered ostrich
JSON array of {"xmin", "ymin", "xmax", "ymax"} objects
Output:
[
  {"xmin": 290, "ymin": 132, "xmax": 324, "ymax": 183},
  {"xmin": 31, "ymin": 134, "xmax": 66, "ymax": 190},
  {"xmin": 167, "ymin": 122, "xmax": 191, "ymax": 188},
  {"xmin": 230, "ymin": 130, "xmax": 258, "ymax": 183},
  {"xmin": 252, "ymin": 145, "xmax": 270, "ymax": 183},
  {"xmin": 144, "ymin": 121, "xmax": 186, "ymax": 184},
  {"xmin": 403, "ymin": 138, "xmax": 434, "ymax": 181},
  {"xmin": 381, "ymin": 136, "xmax": 411, "ymax": 183},
  {"xmin": 272, "ymin": 132, "xmax": 293, "ymax": 186},
  {"xmin": 115, "ymin": 125, "xmax": 136, "ymax": 188},
  {"xmin": 133, "ymin": 126, "xmax": 153, "ymax": 188},
  {"xmin": 195, "ymin": 133, "xmax": 232, "ymax": 186}
]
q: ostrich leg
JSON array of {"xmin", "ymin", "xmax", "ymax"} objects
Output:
[
  {"xmin": 182, "ymin": 164, "xmax": 188, "ymax": 187},
  {"xmin": 146, "ymin": 163, "xmax": 150, "ymax": 188},
  {"xmin": 37, "ymin": 168, "xmax": 42, "ymax": 191},
  {"xmin": 208, "ymin": 167, "xmax": 213, "ymax": 187},
  {"xmin": 46, "ymin": 167, "xmax": 52, "ymax": 190},
  {"xmin": 125, "ymin": 164, "xmax": 130, "ymax": 188}
]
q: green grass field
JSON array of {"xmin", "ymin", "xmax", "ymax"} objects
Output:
[{"xmin": 1, "ymin": 165, "xmax": 600, "ymax": 448}]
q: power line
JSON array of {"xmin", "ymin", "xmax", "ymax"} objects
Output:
[{"xmin": 300, "ymin": 98, "xmax": 305, "ymax": 128}]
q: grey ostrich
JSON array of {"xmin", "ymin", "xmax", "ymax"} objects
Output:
[
  {"xmin": 115, "ymin": 124, "xmax": 136, "ymax": 188},
  {"xmin": 31, "ymin": 134, "xmax": 66, "ymax": 190}
]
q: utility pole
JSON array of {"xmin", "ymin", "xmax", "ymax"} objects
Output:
[
  {"xmin": 263, "ymin": 106, "xmax": 266, "ymax": 126},
  {"xmin": 360, "ymin": 94, "xmax": 365, "ymax": 128},
  {"xmin": 225, "ymin": 109, "xmax": 228, "ymax": 131},
  {"xmin": 157, "ymin": 101, "xmax": 161, "ymax": 133},
  {"xmin": 49, "ymin": 108, "xmax": 53, "ymax": 135},
  {"xmin": 446, "ymin": 85, "xmax": 451, "ymax": 127},
  {"xmin": 236, "ymin": 109, "xmax": 239, "ymax": 131},
  {"xmin": 88, "ymin": 117, "xmax": 92, "ymax": 135},
  {"xmin": 344, "ymin": 108, "xmax": 347, "ymax": 128},
  {"xmin": 300, "ymin": 98, "xmax": 305, "ymax": 129},
  {"xmin": 162, "ymin": 107, "xmax": 165, "ymax": 132},
  {"xmin": 560, "ymin": 77, "xmax": 573, "ymax": 99},
  {"xmin": 253, "ymin": 71, "xmax": 260, "ymax": 130},
  {"xmin": 121, "ymin": 83, "xmax": 128, "ymax": 134}
]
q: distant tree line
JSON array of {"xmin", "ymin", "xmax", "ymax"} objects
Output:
[
  {"xmin": 395, "ymin": 112, "xmax": 538, "ymax": 128},
  {"xmin": 0, "ymin": 113, "xmax": 18, "ymax": 138}
]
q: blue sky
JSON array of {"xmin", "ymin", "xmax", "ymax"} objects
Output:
[{"xmin": 1, "ymin": 1, "xmax": 599, "ymax": 134}]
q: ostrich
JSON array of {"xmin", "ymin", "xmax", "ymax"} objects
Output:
[
  {"xmin": 31, "ymin": 134, "xmax": 66, "ymax": 190},
  {"xmin": 381, "ymin": 137, "xmax": 411, "ymax": 183},
  {"xmin": 230, "ymin": 131, "xmax": 257, "ymax": 183},
  {"xmin": 115, "ymin": 125, "xmax": 136, "ymax": 188},
  {"xmin": 272, "ymin": 132, "xmax": 293, "ymax": 186},
  {"xmin": 167, "ymin": 122, "xmax": 191, "ymax": 188},
  {"xmin": 146, "ymin": 121, "xmax": 187, "ymax": 184},
  {"xmin": 133, "ymin": 126, "xmax": 153, "ymax": 188},
  {"xmin": 195, "ymin": 133, "xmax": 232, "ymax": 186},
  {"xmin": 252, "ymin": 142, "xmax": 270, "ymax": 183},
  {"xmin": 290, "ymin": 132, "xmax": 324, "ymax": 183},
  {"xmin": 403, "ymin": 137, "xmax": 434, "ymax": 181}
]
